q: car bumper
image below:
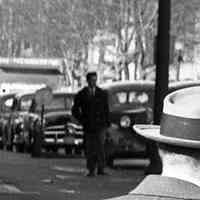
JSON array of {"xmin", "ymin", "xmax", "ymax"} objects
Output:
[
  {"xmin": 106, "ymin": 125, "xmax": 147, "ymax": 157},
  {"xmin": 43, "ymin": 137, "xmax": 83, "ymax": 147}
]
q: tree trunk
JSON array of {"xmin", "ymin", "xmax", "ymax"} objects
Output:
[
  {"xmin": 124, "ymin": 61, "xmax": 130, "ymax": 80},
  {"xmin": 176, "ymin": 62, "xmax": 180, "ymax": 81}
]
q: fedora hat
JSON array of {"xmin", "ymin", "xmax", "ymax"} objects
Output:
[{"xmin": 133, "ymin": 86, "xmax": 200, "ymax": 148}]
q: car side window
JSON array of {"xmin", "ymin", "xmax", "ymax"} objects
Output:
[
  {"xmin": 115, "ymin": 92, "xmax": 127, "ymax": 104},
  {"xmin": 129, "ymin": 91, "xmax": 149, "ymax": 104},
  {"xmin": 129, "ymin": 92, "xmax": 138, "ymax": 103},
  {"xmin": 137, "ymin": 92, "xmax": 149, "ymax": 104},
  {"xmin": 2, "ymin": 98, "xmax": 14, "ymax": 112},
  {"xmin": 20, "ymin": 98, "xmax": 32, "ymax": 111}
]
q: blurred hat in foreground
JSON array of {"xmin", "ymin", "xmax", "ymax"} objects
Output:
[{"xmin": 134, "ymin": 86, "xmax": 200, "ymax": 148}]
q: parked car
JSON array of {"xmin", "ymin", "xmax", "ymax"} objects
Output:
[
  {"xmin": 0, "ymin": 93, "xmax": 16, "ymax": 149},
  {"xmin": 102, "ymin": 80, "xmax": 200, "ymax": 167},
  {"xmin": 32, "ymin": 91, "xmax": 84, "ymax": 154},
  {"xmin": 3, "ymin": 92, "xmax": 35, "ymax": 152},
  {"xmin": 5, "ymin": 90, "xmax": 84, "ymax": 154}
]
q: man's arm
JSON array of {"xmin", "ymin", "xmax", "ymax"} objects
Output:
[
  {"xmin": 72, "ymin": 92, "xmax": 82, "ymax": 123},
  {"xmin": 104, "ymin": 91, "xmax": 110, "ymax": 127}
]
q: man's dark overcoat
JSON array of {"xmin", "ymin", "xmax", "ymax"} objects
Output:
[
  {"xmin": 72, "ymin": 86, "xmax": 110, "ymax": 133},
  {"xmin": 72, "ymin": 86, "xmax": 110, "ymax": 172}
]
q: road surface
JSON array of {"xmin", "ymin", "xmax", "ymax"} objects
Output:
[{"xmin": 0, "ymin": 151, "xmax": 148, "ymax": 200}]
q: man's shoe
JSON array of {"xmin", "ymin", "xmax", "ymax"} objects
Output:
[
  {"xmin": 86, "ymin": 172, "xmax": 95, "ymax": 177},
  {"xmin": 97, "ymin": 171, "xmax": 109, "ymax": 176}
]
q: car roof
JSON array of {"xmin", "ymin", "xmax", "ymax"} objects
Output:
[
  {"xmin": 15, "ymin": 90, "xmax": 75, "ymax": 99},
  {"xmin": 101, "ymin": 80, "xmax": 200, "ymax": 93},
  {"xmin": 0, "ymin": 93, "xmax": 16, "ymax": 101},
  {"xmin": 15, "ymin": 92, "xmax": 35, "ymax": 99},
  {"xmin": 101, "ymin": 81, "xmax": 155, "ymax": 92},
  {"xmin": 52, "ymin": 91, "xmax": 75, "ymax": 96}
]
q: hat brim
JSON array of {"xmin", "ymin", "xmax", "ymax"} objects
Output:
[{"xmin": 133, "ymin": 124, "xmax": 200, "ymax": 149}]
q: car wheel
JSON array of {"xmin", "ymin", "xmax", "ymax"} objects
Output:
[
  {"xmin": 16, "ymin": 143, "xmax": 25, "ymax": 153},
  {"xmin": 0, "ymin": 143, "xmax": 3, "ymax": 150},
  {"xmin": 25, "ymin": 144, "xmax": 32, "ymax": 153},
  {"xmin": 65, "ymin": 146, "xmax": 72, "ymax": 155},
  {"xmin": 106, "ymin": 155, "xmax": 114, "ymax": 168},
  {"xmin": 52, "ymin": 147, "xmax": 58, "ymax": 153},
  {"xmin": 74, "ymin": 147, "xmax": 82, "ymax": 155},
  {"xmin": 45, "ymin": 147, "xmax": 51, "ymax": 153},
  {"xmin": 6, "ymin": 144, "xmax": 13, "ymax": 151}
]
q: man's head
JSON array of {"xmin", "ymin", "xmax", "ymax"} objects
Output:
[
  {"xmin": 133, "ymin": 86, "xmax": 200, "ymax": 178},
  {"xmin": 86, "ymin": 72, "xmax": 97, "ymax": 88}
]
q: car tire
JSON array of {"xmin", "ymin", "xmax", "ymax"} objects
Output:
[
  {"xmin": 16, "ymin": 143, "xmax": 25, "ymax": 153},
  {"xmin": 106, "ymin": 155, "xmax": 114, "ymax": 168},
  {"xmin": 45, "ymin": 147, "xmax": 51, "ymax": 153},
  {"xmin": 65, "ymin": 146, "xmax": 72, "ymax": 155},
  {"xmin": 74, "ymin": 147, "xmax": 82, "ymax": 155},
  {"xmin": 6, "ymin": 144, "xmax": 13, "ymax": 151},
  {"xmin": 0, "ymin": 143, "xmax": 3, "ymax": 150},
  {"xmin": 52, "ymin": 147, "xmax": 58, "ymax": 153}
]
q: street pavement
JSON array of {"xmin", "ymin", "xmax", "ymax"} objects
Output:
[{"xmin": 0, "ymin": 151, "xmax": 148, "ymax": 200}]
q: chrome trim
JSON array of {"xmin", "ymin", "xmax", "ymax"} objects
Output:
[{"xmin": 44, "ymin": 131, "xmax": 65, "ymax": 135}]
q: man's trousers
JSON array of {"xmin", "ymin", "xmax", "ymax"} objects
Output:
[{"xmin": 84, "ymin": 129, "xmax": 106, "ymax": 173}]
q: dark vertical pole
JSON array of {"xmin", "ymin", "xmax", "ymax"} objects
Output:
[
  {"xmin": 146, "ymin": 0, "xmax": 171, "ymax": 175},
  {"xmin": 31, "ymin": 104, "xmax": 44, "ymax": 157},
  {"xmin": 41, "ymin": 104, "xmax": 44, "ymax": 127},
  {"xmin": 154, "ymin": 0, "xmax": 171, "ymax": 124}
]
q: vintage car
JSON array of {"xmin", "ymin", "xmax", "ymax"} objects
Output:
[
  {"xmin": 102, "ymin": 80, "xmax": 200, "ymax": 166},
  {"xmin": 3, "ymin": 92, "xmax": 36, "ymax": 152},
  {"xmin": 4, "ymin": 90, "xmax": 83, "ymax": 154},
  {"xmin": 0, "ymin": 93, "xmax": 16, "ymax": 149},
  {"xmin": 32, "ymin": 91, "xmax": 84, "ymax": 155},
  {"xmin": 102, "ymin": 81, "xmax": 153, "ymax": 166}
]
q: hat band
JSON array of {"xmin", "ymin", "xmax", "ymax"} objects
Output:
[{"xmin": 161, "ymin": 113, "xmax": 200, "ymax": 141}]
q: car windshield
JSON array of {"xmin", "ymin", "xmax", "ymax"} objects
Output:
[
  {"xmin": 111, "ymin": 91, "xmax": 149, "ymax": 108},
  {"xmin": 35, "ymin": 94, "xmax": 74, "ymax": 112},
  {"xmin": 1, "ymin": 97, "xmax": 14, "ymax": 112},
  {"xmin": 20, "ymin": 95, "xmax": 33, "ymax": 111}
]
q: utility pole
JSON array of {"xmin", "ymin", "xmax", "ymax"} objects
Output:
[
  {"xmin": 154, "ymin": 0, "xmax": 171, "ymax": 124},
  {"xmin": 146, "ymin": 0, "xmax": 171, "ymax": 175}
]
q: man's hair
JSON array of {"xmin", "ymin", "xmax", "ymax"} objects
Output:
[{"xmin": 86, "ymin": 72, "xmax": 97, "ymax": 81}]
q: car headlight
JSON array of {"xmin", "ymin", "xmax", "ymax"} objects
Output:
[
  {"xmin": 68, "ymin": 127, "xmax": 74, "ymax": 134},
  {"xmin": 20, "ymin": 123, "xmax": 24, "ymax": 129},
  {"xmin": 120, "ymin": 115, "xmax": 131, "ymax": 128}
]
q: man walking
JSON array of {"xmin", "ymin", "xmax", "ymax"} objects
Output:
[
  {"xmin": 106, "ymin": 86, "xmax": 200, "ymax": 199},
  {"xmin": 72, "ymin": 72, "xmax": 110, "ymax": 177}
]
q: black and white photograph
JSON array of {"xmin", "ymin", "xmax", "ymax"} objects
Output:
[{"xmin": 0, "ymin": 0, "xmax": 200, "ymax": 199}]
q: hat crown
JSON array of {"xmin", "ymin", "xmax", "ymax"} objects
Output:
[
  {"xmin": 163, "ymin": 86, "xmax": 200, "ymax": 119},
  {"xmin": 133, "ymin": 86, "xmax": 200, "ymax": 149}
]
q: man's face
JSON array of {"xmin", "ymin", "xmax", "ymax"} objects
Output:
[{"xmin": 87, "ymin": 75, "xmax": 97, "ymax": 88}]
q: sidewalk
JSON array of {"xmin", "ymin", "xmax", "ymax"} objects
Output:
[
  {"xmin": 0, "ymin": 182, "xmax": 39, "ymax": 200},
  {"xmin": 0, "ymin": 150, "xmax": 146, "ymax": 200}
]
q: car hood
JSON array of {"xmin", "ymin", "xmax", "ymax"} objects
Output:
[
  {"xmin": 44, "ymin": 111, "xmax": 72, "ymax": 127},
  {"xmin": 44, "ymin": 110, "xmax": 71, "ymax": 118},
  {"xmin": 119, "ymin": 107, "xmax": 146, "ymax": 114},
  {"xmin": 110, "ymin": 104, "xmax": 146, "ymax": 114}
]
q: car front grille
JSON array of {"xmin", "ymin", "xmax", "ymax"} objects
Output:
[{"xmin": 44, "ymin": 125, "xmax": 66, "ymax": 143}]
